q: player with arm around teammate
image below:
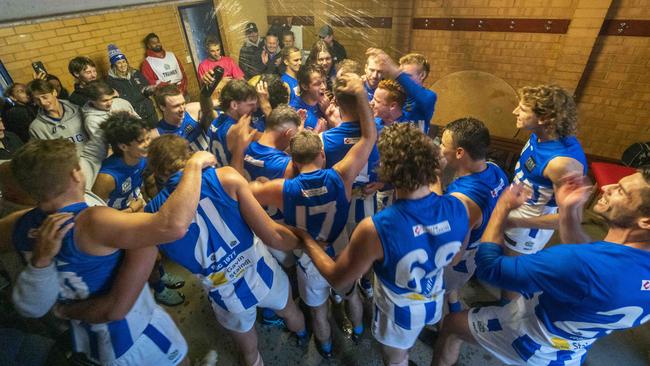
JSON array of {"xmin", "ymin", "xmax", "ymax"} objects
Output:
[
  {"xmin": 247, "ymin": 73, "xmax": 376, "ymax": 358},
  {"xmin": 144, "ymin": 135, "xmax": 307, "ymax": 366},
  {"xmin": 295, "ymin": 123, "xmax": 469, "ymax": 366}
]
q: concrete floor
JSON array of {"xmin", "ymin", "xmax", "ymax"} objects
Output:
[{"xmin": 161, "ymin": 217, "xmax": 650, "ymax": 366}]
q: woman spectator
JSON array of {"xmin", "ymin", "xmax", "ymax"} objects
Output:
[
  {"xmin": 105, "ymin": 44, "xmax": 157, "ymax": 126},
  {"xmin": 306, "ymin": 40, "xmax": 336, "ymax": 92}
]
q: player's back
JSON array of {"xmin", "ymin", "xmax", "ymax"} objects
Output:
[
  {"xmin": 205, "ymin": 113, "xmax": 236, "ymax": 167},
  {"xmin": 13, "ymin": 203, "xmax": 158, "ymax": 364},
  {"xmin": 146, "ymin": 168, "xmax": 279, "ymax": 313},
  {"xmin": 282, "ymin": 168, "xmax": 349, "ymax": 243},
  {"xmin": 321, "ymin": 121, "xmax": 379, "ymax": 187},
  {"xmin": 98, "ymin": 154, "xmax": 146, "ymax": 210},
  {"xmin": 371, "ymin": 192, "xmax": 468, "ymax": 329},
  {"xmin": 446, "ymin": 162, "xmax": 508, "ymax": 248},
  {"xmin": 244, "ymin": 141, "xmax": 290, "ymax": 181}
]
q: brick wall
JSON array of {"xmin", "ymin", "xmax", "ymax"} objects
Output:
[
  {"xmin": 0, "ymin": 4, "xmax": 202, "ymax": 101},
  {"xmin": 575, "ymin": 0, "xmax": 650, "ymax": 158}
]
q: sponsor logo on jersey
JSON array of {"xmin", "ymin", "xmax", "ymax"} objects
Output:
[
  {"xmin": 525, "ymin": 156, "xmax": 537, "ymax": 172},
  {"xmin": 412, "ymin": 220, "xmax": 451, "ymax": 237},
  {"xmin": 244, "ymin": 154, "xmax": 265, "ymax": 167},
  {"xmin": 344, "ymin": 137, "xmax": 360, "ymax": 145},
  {"xmin": 301, "ymin": 186, "xmax": 328, "ymax": 197},
  {"xmin": 642, "ymin": 280, "xmax": 650, "ymax": 291}
]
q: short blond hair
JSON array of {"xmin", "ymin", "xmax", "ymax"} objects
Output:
[
  {"xmin": 377, "ymin": 79, "xmax": 405, "ymax": 107},
  {"xmin": 399, "ymin": 53, "xmax": 430, "ymax": 78},
  {"xmin": 290, "ymin": 130, "xmax": 322, "ymax": 164},
  {"xmin": 518, "ymin": 85, "xmax": 577, "ymax": 138}
]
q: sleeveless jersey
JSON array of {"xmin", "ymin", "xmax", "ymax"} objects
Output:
[
  {"xmin": 204, "ymin": 113, "xmax": 236, "ymax": 167},
  {"xmin": 288, "ymin": 95, "xmax": 322, "ymax": 130},
  {"xmin": 156, "ymin": 112, "xmax": 203, "ymax": 149},
  {"xmin": 372, "ymin": 193, "xmax": 469, "ymax": 329},
  {"xmin": 145, "ymin": 169, "xmax": 278, "ymax": 313},
  {"xmin": 98, "ymin": 155, "xmax": 146, "ymax": 210},
  {"xmin": 244, "ymin": 141, "xmax": 290, "ymax": 220},
  {"xmin": 446, "ymin": 162, "xmax": 508, "ymax": 248},
  {"xmin": 476, "ymin": 241, "xmax": 650, "ymax": 356},
  {"xmin": 282, "ymin": 73, "xmax": 299, "ymax": 104},
  {"xmin": 13, "ymin": 203, "xmax": 158, "ymax": 364},
  {"xmin": 146, "ymin": 51, "xmax": 183, "ymax": 84},
  {"xmin": 282, "ymin": 169, "xmax": 349, "ymax": 244},
  {"xmin": 322, "ymin": 121, "xmax": 380, "ymax": 223}
]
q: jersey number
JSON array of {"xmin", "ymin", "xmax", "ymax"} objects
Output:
[{"xmin": 296, "ymin": 201, "xmax": 337, "ymax": 241}]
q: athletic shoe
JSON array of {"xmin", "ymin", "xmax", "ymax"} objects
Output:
[
  {"xmin": 161, "ymin": 271, "xmax": 185, "ymax": 289},
  {"xmin": 315, "ymin": 339, "xmax": 333, "ymax": 360},
  {"xmin": 330, "ymin": 288, "xmax": 343, "ymax": 304},
  {"xmin": 294, "ymin": 330, "xmax": 311, "ymax": 348},
  {"xmin": 154, "ymin": 287, "xmax": 185, "ymax": 306},
  {"xmin": 358, "ymin": 278, "xmax": 373, "ymax": 298},
  {"xmin": 261, "ymin": 313, "xmax": 286, "ymax": 329}
]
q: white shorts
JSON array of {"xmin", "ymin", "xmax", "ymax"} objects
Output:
[
  {"xmin": 295, "ymin": 231, "xmax": 349, "ymax": 307},
  {"xmin": 346, "ymin": 193, "xmax": 376, "ymax": 233},
  {"xmin": 444, "ymin": 249, "xmax": 477, "ymax": 292},
  {"xmin": 468, "ymin": 297, "xmax": 593, "ymax": 366},
  {"xmin": 376, "ymin": 189, "xmax": 395, "ymax": 212},
  {"xmin": 210, "ymin": 264, "xmax": 290, "ymax": 333},
  {"xmin": 267, "ymin": 247, "xmax": 296, "ymax": 268},
  {"xmin": 503, "ymin": 208, "xmax": 557, "ymax": 254},
  {"xmin": 371, "ymin": 304, "xmax": 427, "ymax": 350},
  {"xmin": 112, "ymin": 306, "xmax": 187, "ymax": 366}
]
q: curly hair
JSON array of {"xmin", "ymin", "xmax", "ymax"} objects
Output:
[
  {"xmin": 377, "ymin": 79, "xmax": 406, "ymax": 108},
  {"xmin": 101, "ymin": 111, "xmax": 148, "ymax": 156},
  {"xmin": 147, "ymin": 134, "xmax": 191, "ymax": 179},
  {"xmin": 377, "ymin": 123, "xmax": 440, "ymax": 191},
  {"xmin": 518, "ymin": 85, "xmax": 577, "ymax": 138}
]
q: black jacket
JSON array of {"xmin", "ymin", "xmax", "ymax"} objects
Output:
[
  {"xmin": 4, "ymin": 103, "xmax": 37, "ymax": 142},
  {"xmin": 107, "ymin": 69, "xmax": 158, "ymax": 127},
  {"xmin": 69, "ymin": 83, "xmax": 93, "ymax": 107},
  {"xmin": 331, "ymin": 40, "xmax": 347, "ymax": 64},
  {"xmin": 239, "ymin": 42, "xmax": 264, "ymax": 80},
  {"xmin": 0, "ymin": 131, "xmax": 24, "ymax": 160}
]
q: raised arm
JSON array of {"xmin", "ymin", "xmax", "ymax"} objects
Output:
[
  {"xmin": 481, "ymin": 183, "xmax": 531, "ymax": 246},
  {"xmin": 198, "ymin": 70, "xmax": 220, "ymax": 132},
  {"xmin": 219, "ymin": 167, "xmax": 299, "ymax": 251},
  {"xmin": 54, "ymin": 246, "xmax": 158, "ymax": 323},
  {"xmin": 297, "ymin": 217, "xmax": 383, "ymax": 291},
  {"xmin": 555, "ymin": 173, "xmax": 594, "ymax": 244},
  {"xmin": 77, "ymin": 151, "xmax": 217, "ymax": 252},
  {"xmin": 332, "ymin": 74, "xmax": 377, "ymax": 193},
  {"xmin": 226, "ymin": 114, "xmax": 257, "ymax": 176}
]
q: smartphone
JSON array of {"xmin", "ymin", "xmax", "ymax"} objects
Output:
[{"xmin": 31, "ymin": 61, "xmax": 47, "ymax": 75}]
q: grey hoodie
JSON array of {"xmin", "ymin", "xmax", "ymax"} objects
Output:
[
  {"xmin": 80, "ymin": 97, "xmax": 137, "ymax": 189},
  {"xmin": 29, "ymin": 99, "xmax": 88, "ymax": 154}
]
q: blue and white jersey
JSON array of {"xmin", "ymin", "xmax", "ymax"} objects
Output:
[
  {"xmin": 372, "ymin": 193, "xmax": 469, "ymax": 329},
  {"xmin": 446, "ymin": 162, "xmax": 508, "ymax": 249},
  {"xmin": 288, "ymin": 95, "xmax": 322, "ymax": 130},
  {"xmin": 282, "ymin": 73, "xmax": 299, "ymax": 104},
  {"xmin": 364, "ymin": 81, "xmax": 376, "ymax": 102},
  {"xmin": 396, "ymin": 73, "xmax": 437, "ymax": 134},
  {"xmin": 511, "ymin": 133, "xmax": 586, "ymax": 218},
  {"xmin": 13, "ymin": 203, "xmax": 158, "ymax": 364},
  {"xmin": 98, "ymin": 155, "xmax": 146, "ymax": 210},
  {"xmin": 205, "ymin": 113, "xmax": 237, "ymax": 167},
  {"xmin": 475, "ymin": 241, "xmax": 650, "ymax": 346},
  {"xmin": 322, "ymin": 121, "xmax": 380, "ymax": 223},
  {"xmin": 244, "ymin": 141, "xmax": 291, "ymax": 221},
  {"xmin": 145, "ymin": 169, "xmax": 278, "ymax": 313},
  {"xmin": 156, "ymin": 112, "xmax": 203, "ymax": 147},
  {"xmin": 282, "ymin": 169, "xmax": 349, "ymax": 244}
]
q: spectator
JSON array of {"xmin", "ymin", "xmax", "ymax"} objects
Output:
[
  {"xmin": 239, "ymin": 22, "xmax": 264, "ymax": 80},
  {"xmin": 0, "ymin": 116, "xmax": 23, "ymax": 161},
  {"xmin": 306, "ymin": 40, "xmax": 336, "ymax": 91},
  {"xmin": 81, "ymin": 80, "xmax": 139, "ymax": 188},
  {"xmin": 45, "ymin": 74, "xmax": 70, "ymax": 100},
  {"xmin": 197, "ymin": 38, "xmax": 244, "ymax": 81},
  {"xmin": 318, "ymin": 25, "xmax": 347, "ymax": 64},
  {"xmin": 106, "ymin": 43, "xmax": 158, "ymax": 126},
  {"xmin": 68, "ymin": 56, "xmax": 98, "ymax": 107},
  {"xmin": 2, "ymin": 83, "xmax": 36, "ymax": 142},
  {"xmin": 281, "ymin": 30, "xmax": 296, "ymax": 49},
  {"xmin": 27, "ymin": 79, "xmax": 87, "ymax": 153},
  {"xmin": 140, "ymin": 33, "xmax": 188, "ymax": 95},
  {"xmin": 260, "ymin": 33, "xmax": 282, "ymax": 75}
]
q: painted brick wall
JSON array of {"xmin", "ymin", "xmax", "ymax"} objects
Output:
[
  {"xmin": 0, "ymin": 4, "xmax": 202, "ymax": 101},
  {"xmin": 576, "ymin": 0, "xmax": 650, "ymax": 159}
]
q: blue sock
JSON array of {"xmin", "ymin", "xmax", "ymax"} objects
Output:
[
  {"xmin": 296, "ymin": 329, "xmax": 307, "ymax": 338},
  {"xmin": 448, "ymin": 301, "xmax": 462, "ymax": 313},
  {"xmin": 262, "ymin": 308, "xmax": 275, "ymax": 319},
  {"xmin": 320, "ymin": 341, "xmax": 332, "ymax": 353},
  {"xmin": 353, "ymin": 325, "xmax": 364, "ymax": 335}
]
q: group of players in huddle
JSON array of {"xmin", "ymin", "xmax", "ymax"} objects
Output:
[{"xmin": 1, "ymin": 46, "xmax": 649, "ymax": 366}]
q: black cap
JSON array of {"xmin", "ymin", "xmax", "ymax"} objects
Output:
[
  {"xmin": 318, "ymin": 25, "xmax": 333, "ymax": 38},
  {"xmin": 245, "ymin": 22, "xmax": 258, "ymax": 34}
]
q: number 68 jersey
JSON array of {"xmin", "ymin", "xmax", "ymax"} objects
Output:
[{"xmin": 372, "ymin": 193, "xmax": 469, "ymax": 330}]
